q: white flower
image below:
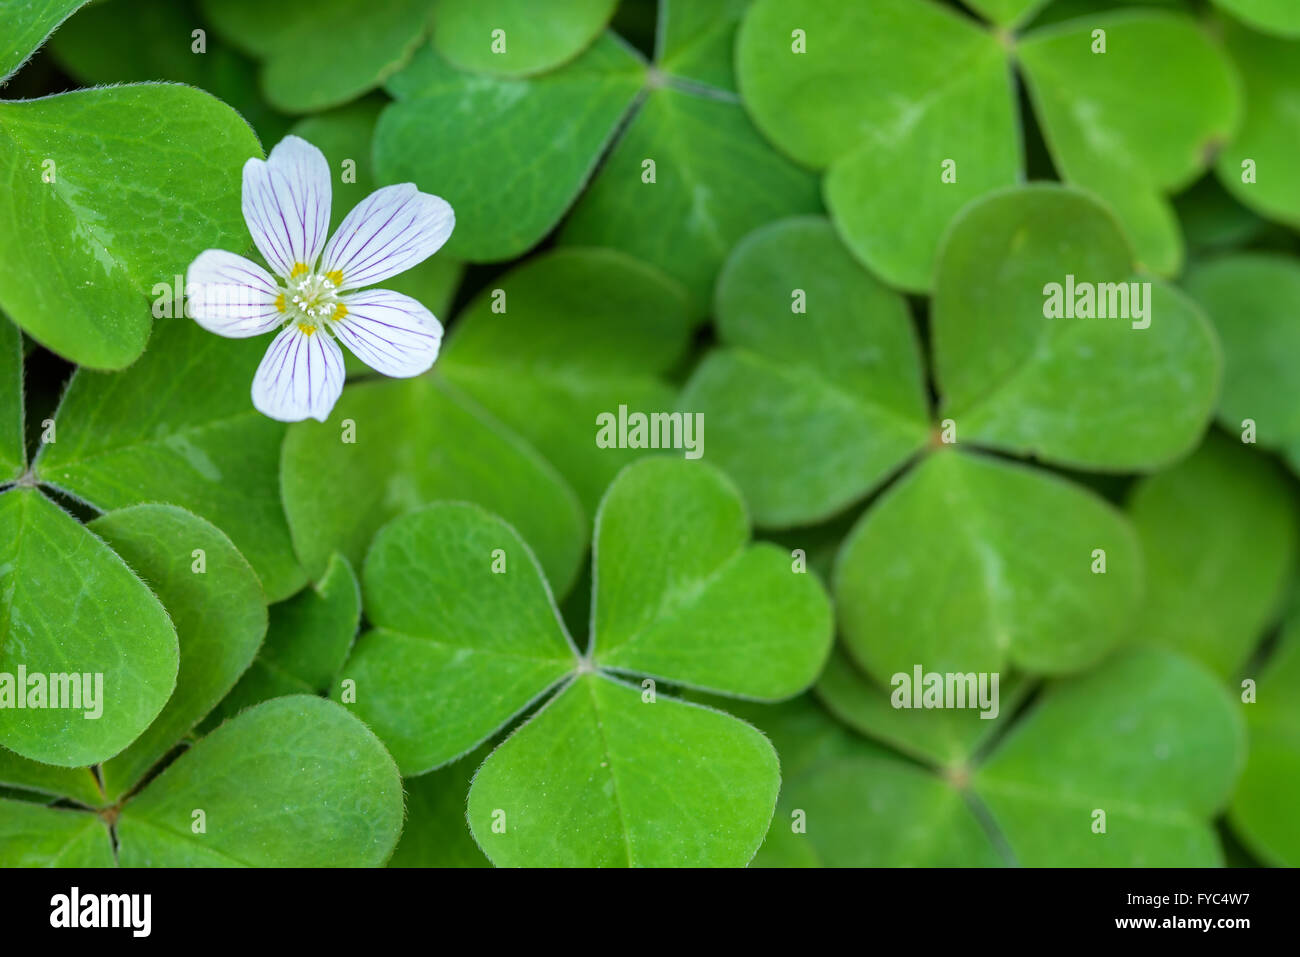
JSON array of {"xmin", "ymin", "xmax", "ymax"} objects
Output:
[{"xmin": 186, "ymin": 136, "xmax": 454, "ymax": 422}]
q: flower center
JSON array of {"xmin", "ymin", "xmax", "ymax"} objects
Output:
[{"xmin": 276, "ymin": 265, "xmax": 348, "ymax": 335}]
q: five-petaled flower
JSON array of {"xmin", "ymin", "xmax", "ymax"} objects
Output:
[{"xmin": 186, "ymin": 136, "xmax": 454, "ymax": 422}]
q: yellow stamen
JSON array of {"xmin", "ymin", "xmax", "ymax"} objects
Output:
[
  {"xmin": 297, "ymin": 322, "xmax": 317, "ymax": 336},
  {"xmin": 290, "ymin": 262, "xmax": 311, "ymax": 278},
  {"xmin": 325, "ymin": 269, "xmax": 344, "ymax": 287},
  {"xmin": 274, "ymin": 293, "xmax": 286, "ymax": 313},
  {"xmin": 332, "ymin": 303, "xmax": 348, "ymax": 322}
]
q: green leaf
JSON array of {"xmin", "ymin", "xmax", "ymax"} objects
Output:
[
  {"xmin": 815, "ymin": 646, "xmax": 1028, "ymax": 769},
  {"xmin": 1018, "ymin": 12, "xmax": 1240, "ymax": 275},
  {"xmin": 0, "ymin": 0, "xmax": 88, "ymax": 81},
  {"xmin": 735, "ymin": 0, "xmax": 1019, "ymax": 291},
  {"xmin": 656, "ymin": 0, "xmax": 750, "ymax": 91},
  {"xmin": 591, "ymin": 457, "xmax": 833, "ymax": 698},
  {"xmin": 1215, "ymin": 23, "xmax": 1300, "ymax": 227},
  {"xmin": 0, "ymin": 800, "xmax": 114, "ymax": 867},
  {"xmin": 389, "ymin": 744, "xmax": 491, "ymax": 868},
  {"xmin": 201, "ymin": 0, "xmax": 433, "ymax": 112},
  {"xmin": 440, "ymin": 247, "xmax": 692, "ymax": 511},
  {"xmin": 116, "ymin": 695, "xmax": 403, "ymax": 866},
  {"xmin": 561, "ymin": 86, "xmax": 821, "ymax": 311},
  {"xmin": 1230, "ymin": 626, "xmax": 1300, "ymax": 866},
  {"xmin": 280, "ymin": 374, "xmax": 586, "ymax": 596},
  {"xmin": 433, "ymin": 0, "xmax": 617, "ymax": 77},
  {"xmin": 834, "ymin": 451, "xmax": 1142, "ymax": 682},
  {"xmin": 0, "ymin": 488, "xmax": 178, "ymax": 766},
  {"xmin": 0, "ymin": 84, "xmax": 261, "ymax": 369},
  {"xmin": 962, "ymin": 0, "xmax": 1051, "ymax": 28},
  {"xmin": 0, "ymin": 746, "xmax": 102, "ymax": 806},
  {"xmin": 973, "ymin": 647, "xmax": 1243, "ymax": 866},
  {"xmin": 37, "ymin": 321, "xmax": 306, "ymax": 602},
  {"xmin": 1128, "ymin": 432, "xmax": 1295, "ymax": 678},
  {"xmin": 209, "ymin": 553, "xmax": 359, "ymax": 727},
  {"xmin": 1184, "ymin": 254, "xmax": 1300, "ymax": 457},
  {"xmin": 933, "ymin": 185, "xmax": 1220, "ymax": 470},
  {"xmin": 375, "ymin": 33, "xmax": 645, "ymax": 262},
  {"xmin": 1212, "ymin": 0, "xmax": 1300, "ymax": 38},
  {"xmin": 90, "ymin": 505, "xmax": 267, "ymax": 800},
  {"xmin": 467, "ymin": 674, "xmax": 779, "ymax": 867},
  {"xmin": 0, "ymin": 317, "xmax": 23, "ymax": 482},
  {"xmin": 339, "ymin": 502, "xmax": 577, "ymax": 775},
  {"xmin": 679, "ymin": 217, "xmax": 930, "ymax": 526}
]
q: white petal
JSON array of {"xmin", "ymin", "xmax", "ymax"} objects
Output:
[
  {"xmin": 334, "ymin": 289, "xmax": 443, "ymax": 378},
  {"xmin": 185, "ymin": 249, "xmax": 283, "ymax": 338},
  {"xmin": 321, "ymin": 184, "xmax": 454, "ymax": 290},
  {"xmin": 242, "ymin": 135, "xmax": 332, "ymax": 279},
  {"xmin": 251, "ymin": 324, "xmax": 345, "ymax": 423}
]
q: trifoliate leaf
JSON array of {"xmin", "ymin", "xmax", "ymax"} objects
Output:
[
  {"xmin": 0, "ymin": 487, "xmax": 178, "ymax": 766},
  {"xmin": 200, "ymin": 0, "xmax": 433, "ymax": 112},
  {"xmin": 0, "ymin": 84, "xmax": 260, "ymax": 368},
  {"xmin": 115, "ymin": 696, "xmax": 403, "ymax": 866},
  {"xmin": 1127, "ymin": 432, "xmax": 1295, "ymax": 678},
  {"xmin": 679, "ymin": 216, "xmax": 929, "ymax": 526},
  {"xmin": 375, "ymin": 33, "xmax": 645, "ymax": 262},
  {"xmin": 90, "ymin": 505, "xmax": 267, "ymax": 800},
  {"xmin": 433, "ymin": 0, "xmax": 618, "ymax": 77},
  {"xmin": 37, "ymin": 321, "xmax": 305, "ymax": 601},
  {"xmin": 834, "ymin": 450, "xmax": 1142, "ymax": 683},
  {"xmin": 656, "ymin": 0, "xmax": 750, "ymax": 91},
  {"xmin": 0, "ymin": 800, "xmax": 113, "ymax": 867}
]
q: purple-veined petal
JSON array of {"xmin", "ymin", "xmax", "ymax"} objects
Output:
[
  {"xmin": 320, "ymin": 184, "xmax": 454, "ymax": 291},
  {"xmin": 185, "ymin": 249, "xmax": 283, "ymax": 338},
  {"xmin": 242, "ymin": 135, "xmax": 332, "ymax": 279},
  {"xmin": 251, "ymin": 323, "xmax": 345, "ymax": 423},
  {"xmin": 333, "ymin": 288, "xmax": 443, "ymax": 378}
]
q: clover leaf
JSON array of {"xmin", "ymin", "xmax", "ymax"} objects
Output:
[
  {"xmin": 740, "ymin": 647, "xmax": 1241, "ymax": 866},
  {"xmin": 335, "ymin": 457, "xmax": 831, "ymax": 866},
  {"xmin": 0, "ymin": 0, "xmax": 87, "ymax": 81},
  {"xmin": 655, "ymin": 0, "xmax": 749, "ymax": 91},
  {"xmin": 1230, "ymin": 623, "xmax": 1300, "ymax": 866},
  {"xmin": 737, "ymin": 0, "xmax": 1237, "ymax": 288},
  {"xmin": 685, "ymin": 187, "xmax": 1221, "ymax": 683},
  {"xmin": 433, "ymin": 0, "xmax": 618, "ymax": 77},
  {"xmin": 1127, "ymin": 431, "xmax": 1296, "ymax": 678},
  {"xmin": 200, "ymin": 0, "xmax": 434, "ymax": 113},
  {"xmin": 36, "ymin": 320, "xmax": 306, "ymax": 601},
  {"xmin": 0, "ymin": 83, "xmax": 261, "ymax": 369},
  {"xmin": 438, "ymin": 246, "xmax": 693, "ymax": 510}
]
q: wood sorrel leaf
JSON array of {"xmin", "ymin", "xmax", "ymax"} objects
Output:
[
  {"xmin": 835, "ymin": 451, "xmax": 1142, "ymax": 683},
  {"xmin": 1230, "ymin": 625, "xmax": 1300, "ymax": 866},
  {"xmin": 0, "ymin": 746, "xmax": 102, "ymax": 806},
  {"xmin": 933, "ymin": 185, "xmax": 1220, "ymax": 470},
  {"xmin": 280, "ymin": 375, "xmax": 586, "ymax": 596},
  {"xmin": 1128, "ymin": 431, "xmax": 1295, "ymax": 678},
  {"xmin": 0, "ymin": 318, "xmax": 23, "ymax": 482},
  {"xmin": 973, "ymin": 647, "xmax": 1243, "ymax": 866},
  {"xmin": 208, "ymin": 553, "xmax": 359, "ymax": 728},
  {"xmin": 433, "ymin": 0, "xmax": 618, "ymax": 77},
  {"xmin": 116, "ymin": 695, "xmax": 403, "ymax": 866},
  {"xmin": 200, "ymin": 0, "xmax": 433, "ymax": 112},
  {"xmin": 339, "ymin": 502, "xmax": 577, "ymax": 775},
  {"xmin": 467, "ymin": 674, "xmax": 779, "ymax": 867},
  {"xmin": 89, "ymin": 505, "xmax": 267, "ymax": 800},
  {"xmin": 1212, "ymin": 0, "xmax": 1300, "ymax": 38},
  {"xmin": 656, "ymin": 0, "xmax": 749, "ymax": 91},
  {"xmin": 440, "ymin": 247, "xmax": 692, "ymax": 511},
  {"xmin": 0, "ymin": 801, "xmax": 114, "ymax": 867},
  {"xmin": 679, "ymin": 217, "xmax": 930, "ymax": 526},
  {"xmin": 591, "ymin": 457, "xmax": 833, "ymax": 698},
  {"xmin": 0, "ymin": 84, "xmax": 260, "ymax": 369},
  {"xmin": 0, "ymin": 488, "xmax": 178, "ymax": 767},
  {"xmin": 1215, "ymin": 23, "xmax": 1300, "ymax": 227},
  {"xmin": 375, "ymin": 33, "xmax": 645, "ymax": 262},
  {"xmin": 1017, "ymin": 11, "xmax": 1239, "ymax": 275},
  {"xmin": 37, "ymin": 321, "xmax": 305, "ymax": 601},
  {"xmin": 736, "ymin": 0, "xmax": 1019, "ymax": 292},
  {"xmin": 560, "ymin": 85, "xmax": 821, "ymax": 312},
  {"xmin": 0, "ymin": 0, "xmax": 88, "ymax": 81},
  {"xmin": 1185, "ymin": 255, "xmax": 1300, "ymax": 464}
]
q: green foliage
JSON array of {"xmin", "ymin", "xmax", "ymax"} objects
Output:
[{"xmin": 433, "ymin": 0, "xmax": 618, "ymax": 77}]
